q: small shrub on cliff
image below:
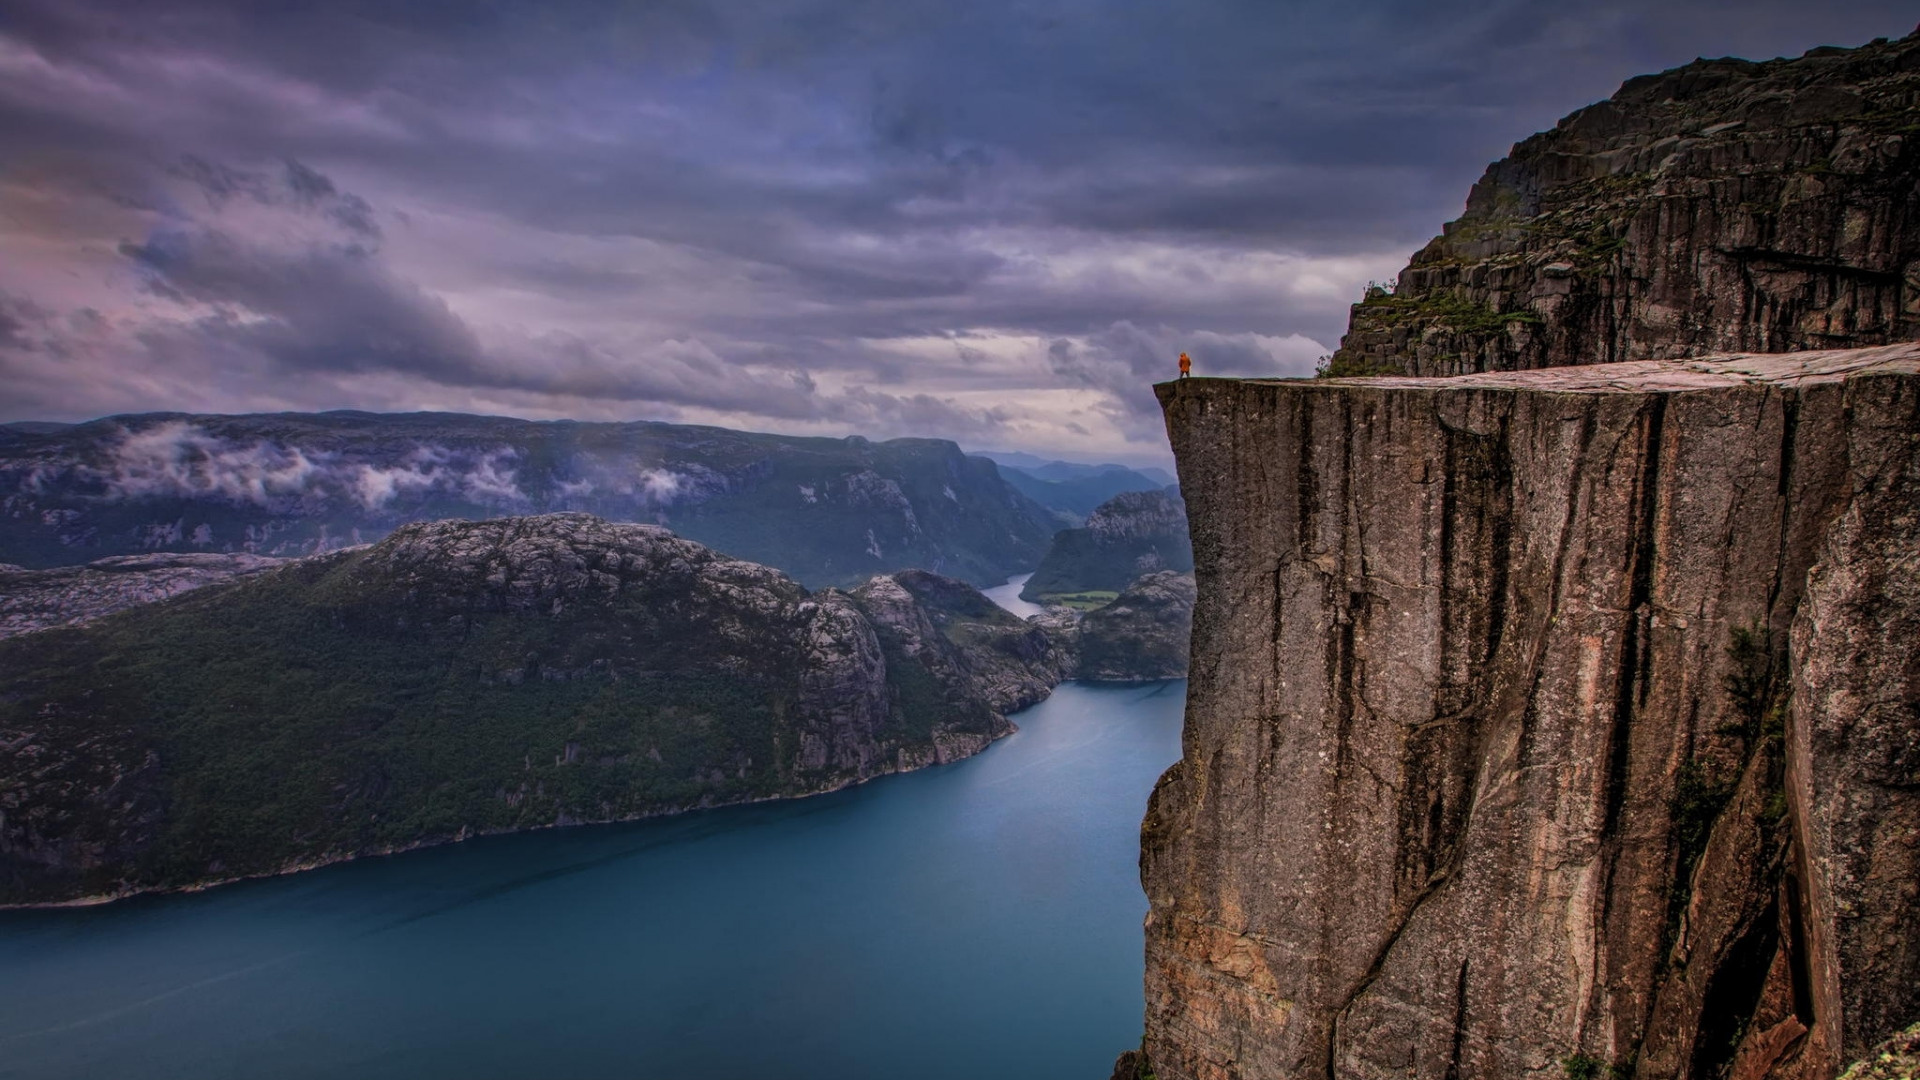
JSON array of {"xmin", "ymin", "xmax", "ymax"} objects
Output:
[
  {"xmin": 1563, "ymin": 1052, "xmax": 1631, "ymax": 1079},
  {"xmin": 1314, "ymin": 352, "xmax": 1405, "ymax": 378}
]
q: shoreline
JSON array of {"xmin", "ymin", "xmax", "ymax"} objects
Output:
[{"xmin": 2, "ymin": 712, "xmax": 1032, "ymax": 912}]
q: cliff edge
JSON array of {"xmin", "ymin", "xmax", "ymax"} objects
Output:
[
  {"xmin": 1138, "ymin": 344, "xmax": 1920, "ymax": 1079},
  {"xmin": 1329, "ymin": 31, "xmax": 1920, "ymax": 378}
]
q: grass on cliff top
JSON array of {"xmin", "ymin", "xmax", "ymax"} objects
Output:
[
  {"xmin": 1352, "ymin": 285, "xmax": 1544, "ymax": 334},
  {"xmin": 1038, "ymin": 590, "xmax": 1120, "ymax": 611},
  {"xmin": 1314, "ymin": 353, "xmax": 1406, "ymax": 378}
]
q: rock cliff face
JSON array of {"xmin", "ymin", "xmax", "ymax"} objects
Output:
[
  {"xmin": 1329, "ymin": 31, "xmax": 1920, "ymax": 378},
  {"xmin": 0, "ymin": 552, "xmax": 286, "ymax": 639},
  {"xmin": 1021, "ymin": 489, "xmax": 1194, "ymax": 603},
  {"xmin": 1139, "ymin": 345, "xmax": 1920, "ymax": 1080},
  {"xmin": 0, "ymin": 514, "xmax": 1064, "ymax": 905}
]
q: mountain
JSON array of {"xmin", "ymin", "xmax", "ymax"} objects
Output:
[
  {"xmin": 1326, "ymin": 30, "xmax": 1920, "ymax": 378},
  {"xmin": 1140, "ymin": 345, "xmax": 1920, "ymax": 1079},
  {"xmin": 0, "ymin": 411, "xmax": 1056, "ymax": 589},
  {"xmin": 0, "ymin": 553, "xmax": 286, "ymax": 639},
  {"xmin": 1038, "ymin": 571, "xmax": 1195, "ymax": 683},
  {"xmin": 990, "ymin": 461, "xmax": 1167, "ymax": 522},
  {"xmin": 0, "ymin": 514, "xmax": 1066, "ymax": 906},
  {"xmin": 1019, "ymin": 489, "xmax": 1192, "ymax": 604},
  {"xmin": 970, "ymin": 450, "xmax": 1175, "ymax": 483}
]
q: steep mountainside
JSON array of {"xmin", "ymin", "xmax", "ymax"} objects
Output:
[
  {"xmin": 1020, "ymin": 489, "xmax": 1193, "ymax": 603},
  {"xmin": 1028, "ymin": 571, "xmax": 1196, "ymax": 683},
  {"xmin": 1137, "ymin": 345, "xmax": 1920, "ymax": 1079},
  {"xmin": 0, "ymin": 514, "xmax": 1065, "ymax": 906},
  {"xmin": 0, "ymin": 411, "xmax": 1056, "ymax": 588},
  {"xmin": 1329, "ymin": 30, "xmax": 1920, "ymax": 378},
  {"xmin": 1068, "ymin": 572, "xmax": 1195, "ymax": 683},
  {"xmin": 0, "ymin": 553, "xmax": 286, "ymax": 639}
]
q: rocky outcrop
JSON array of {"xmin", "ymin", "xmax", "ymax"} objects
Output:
[
  {"xmin": 1074, "ymin": 571, "xmax": 1195, "ymax": 682},
  {"xmin": 851, "ymin": 568, "xmax": 1068, "ymax": 719},
  {"xmin": 0, "ymin": 552, "xmax": 286, "ymax": 639},
  {"xmin": 0, "ymin": 514, "xmax": 1064, "ymax": 905},
  {"xmin": 1840, "ymin": 1023, "xmax": 1920, "ymax": 1080},
  {"xmin": 1138, "ymin": 344, "xmax": 1920, "ymax": 1080},
  {"xmin": 1021, "ymin": 489, "xmax": 1193, "ymax": 603},
  {"xmin": 1329, "ymin": 30, "xmax": 1920, "ymax": 378},
  {"xmin": 0, "ymin": 411, "xmax": 1056, "ymax": 588}
]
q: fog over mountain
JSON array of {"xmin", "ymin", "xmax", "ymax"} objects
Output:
[{"xmin": 1, "ymin": 0, "xmax": 1912, "ymax": 466}]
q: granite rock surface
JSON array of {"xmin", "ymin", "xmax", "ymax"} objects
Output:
[
  {"xmin": 0, "ymin": 552, "xmax": 286, "ymax": 639},
  {"xmin": 1330, "ymin": 31, "xmax": 1920, "ymax": 378},
  {"xmin": 1137, "ymin": 344, "xmax": 1920, "ymax": 1080}
]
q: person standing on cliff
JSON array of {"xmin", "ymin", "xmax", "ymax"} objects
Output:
[{"xmin": 1178, "ymin": 352, "xmax": 1192, "ymax": 378}]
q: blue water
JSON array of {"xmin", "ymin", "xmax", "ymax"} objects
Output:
[
  {"xmin": 982, "ymin": 572, "xmax": 1049, "ymax": 619},
  {"xmin": 0, "ymin": 680, "xmax": 1185, "ymax": 1080}
]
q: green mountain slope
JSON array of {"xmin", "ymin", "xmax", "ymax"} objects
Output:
[
  {"xmin": 1021, "ymin": 489, "xmax": 1192, "ymax": 602},
  {"xmin": 0, "ymin": 514, "xmax": 1064, "ymax": 905}
]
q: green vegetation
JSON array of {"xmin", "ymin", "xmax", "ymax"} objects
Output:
[
  {"xmin": 1315, "ymin": 352, "xmax": 1406, "ymax": 378},
  {"xmin": 1020, "ymin": 490, "xmax": 1191, "ymax": 603},
  {"xmin": 1353, "ymin": 287, "xmax": 1545, "ymax": 335},
  {"xmin": 0, "ymin": 530, "xmax": 1009, "ymax": 904},
  {"xmin": 1562, "ymin": 1053, "xmax": 1631, "ymax": 1079},
  {"xmin": 1669, "ymin": 758, "xmax": 1738, "ymax": 889},
  {"xmin": 1721, "ymin": 624, "xmax": 1787, "ymax": 740},
  {"xmin": 1039, "ymin": 590, "xmax": 1120, "ymax": 611},
  {"xmin": 1573, "ymin": 225, "xmax": 1628, "ymax": 268}
]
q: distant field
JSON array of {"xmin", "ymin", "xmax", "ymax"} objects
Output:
[{"xmin": 1040, "ymin": 590, "xmax": 1119, "ymax": 611}]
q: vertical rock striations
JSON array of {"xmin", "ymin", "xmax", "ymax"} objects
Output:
[
  {"xmin": 1329, "ymin": 31, "xmax": 1920, "ymax": 378},
  {"xmin": 1140, "ymin": 344, "xmax": 1920, "ymax": 1080}
]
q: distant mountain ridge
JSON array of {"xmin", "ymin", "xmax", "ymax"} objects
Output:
[
  {"xmin": 0, "ymin": 411, "xmax": 1056, "ymax": 588},
  {"xmin": 988, "ymin": 459, "xmax": 1167, "ymax": 522},
  {"xmin": 968, "ymin": 450, "xmax": 1174, "ymax": 485}
]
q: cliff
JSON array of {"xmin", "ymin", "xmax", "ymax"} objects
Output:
[
  {"xmin": 0, "ymin": 411, "xmax": 1056, "ymax": 588},
  {"xmin": 0, "ymin": 514, "xmax": 1064, "ymax": 906},
  {"xmin": 1021, "ymin": 489, "xmax": 1194, "ymax": 604},
  {"xmin": 1329, "ymin": 31, "xmax": 1920, "ymax": 378},
  {"xmin": 1137, "ymin": 344, "xmax": 1920, "ymax": 1079}
]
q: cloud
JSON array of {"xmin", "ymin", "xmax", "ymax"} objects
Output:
[
  {"xmin": 95, "ymin": 420, "xmax": 326, "ymax": 503},
  {"xmin": 74, "ymin": 421, "xmax": 531, "ymax": 509},
  {"xmin": 1048, "ymin": 321, "xmax": 1330, "ymax": 432},
  {"xmin": 1, "ymin": 0, "xmax": 1915, "ymax": 466}
]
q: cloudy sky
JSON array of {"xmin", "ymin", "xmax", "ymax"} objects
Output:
[{"xmin": 0, "ymin": 1, "xmax": 1911, "ymax": 465}]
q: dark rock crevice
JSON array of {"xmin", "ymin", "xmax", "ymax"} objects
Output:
[{"xmin": 1139, "ymin": 346, "xmax": 1920, "ymax": 1080}]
